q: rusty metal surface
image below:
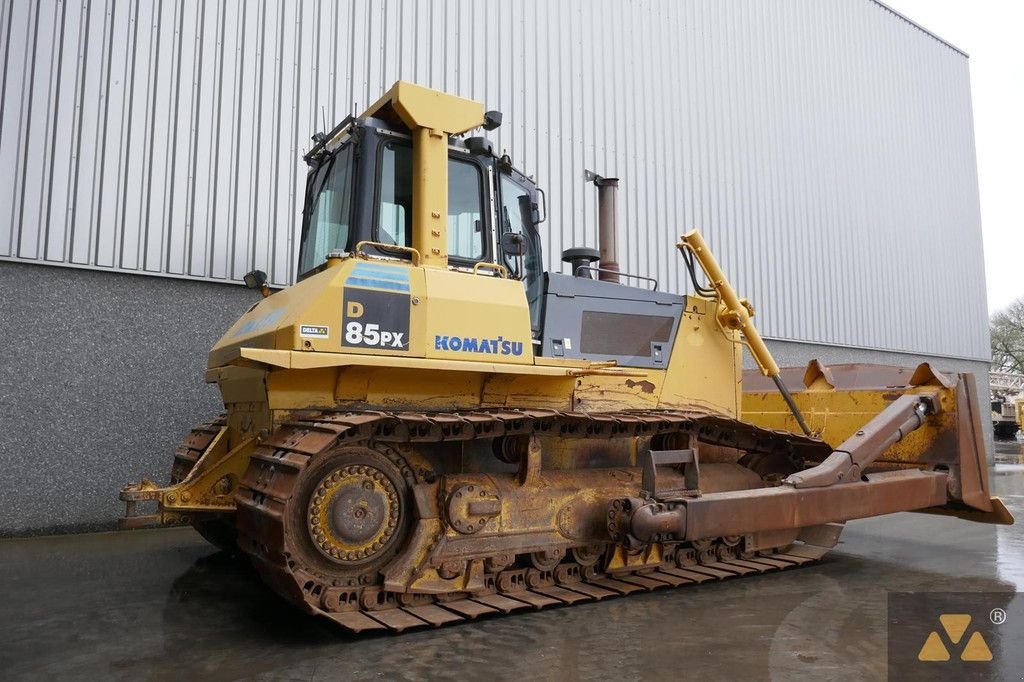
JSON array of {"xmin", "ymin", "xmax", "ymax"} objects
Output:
[
  {"xmin": 117, "ymin": 354, "xmax": 1006, "ymax": 636},
  {"xmin": 743, "ymin": 363, "xmax": 1001, "ymax": 521},
  {"xmin": 681, "ymin": 470, "xmax": 948, "ymax": 540},
  {"xmin": 229, "ymin": 408, "xmax": 838, "ymax": 632},
  {"xmin": 120, "ymin": 416, "xmax": 255, "ymax": 530},
  {"xmin": 955, "ymin": 373, "xmax": 995, "ymax": 511},
  {"xmin": 120, "ymin": 415, "xmax": 228, "ymax": 530},
  {"xmin": 9, "ymin": 449, "xmax": 1024, "ymax": 679},
  {"xmin": 120, "ymin": 416, "xmax": 243, "ymax": 550},
  {"xmin": 613, "ymin": 458, "xmax": 949, "ymax": 546},
  {"xmin": 169, "ymin": 416, "xmax": 227, "ymax": 485}
]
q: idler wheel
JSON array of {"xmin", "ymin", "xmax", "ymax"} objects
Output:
[{"xmin": 290, "ymin": 446, "xmax": 411, "ymax": 578}]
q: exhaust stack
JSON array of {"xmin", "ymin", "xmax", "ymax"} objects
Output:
[{"xmin": 590, "ymin": 173, "xmax": 620, "ymax": 283}]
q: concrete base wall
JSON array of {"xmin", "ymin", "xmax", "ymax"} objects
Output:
[
  {"xmin": 0, "ymin": 262, "xmax": 255, "ymax": 536},
  {"xmin": 0, "ymin": 262, "xmax": 994, "ymax": 535}
]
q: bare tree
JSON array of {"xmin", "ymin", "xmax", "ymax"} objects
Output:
[{"xmin": 991, "ymin": 298, "xmax": 1024, "ymax": 374}]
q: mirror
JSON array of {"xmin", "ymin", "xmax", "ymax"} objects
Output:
[
  {"xmin": 500, "ymin": 231, "xmax": 527, "ymax": 256},
  {"xmin": 243, "ymin": 270, "xmax": 268, "ymax": 290},
  {"xmin": 243, "ymin": 269, "xmax": 272, "ymax": 298}
]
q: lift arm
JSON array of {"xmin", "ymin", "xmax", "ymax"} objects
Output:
[{"xmin": 677, "ymin": 230, "xmax": 813, "ymax": 436}]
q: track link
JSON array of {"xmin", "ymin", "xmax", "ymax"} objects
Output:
[
  {"xmin": 169, "ymin": 414, "xmax": 239, "ymax": 551},
  {"xmin": 170, "ymin": 414, "xmax": 227, "ymax": 484},
  {"xmin": 235, "ymin": 408, "xmax": 832, "ymax": 633},
  {"xmin": 327, "ymin": 550, "xmax": 823, "ymax": 634}
]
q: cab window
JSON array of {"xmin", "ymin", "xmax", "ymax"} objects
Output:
[
  {"xmin": 297, "ymin": 143, "xmax": 355, "ymax": 276},
  {"xmin": 447, "ymin": 158, "xmax": 485, "ymax": 260},
  {"xmin": 378, "ymin": 144, "xmax": 412, "ymax": 248},
  {"xmin": 377, "ymin": 143, "xmax": 486, "ymax": 262},
  {"xmin": 499, "ymin": 174, "xmax": 543, "ymax": 330}
]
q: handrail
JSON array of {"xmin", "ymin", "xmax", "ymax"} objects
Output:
[
  {"xmin": 573, "ymin": 265, "xmax": 659, "ymax": 291},
  {"xmin": 353, "ymin": 241, "xmax": 422, "ymax": 266},
  {"xmin": 472, "ymin": 262, "xmax": 509, "ymax": 278}
]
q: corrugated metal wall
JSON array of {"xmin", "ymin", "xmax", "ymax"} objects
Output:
[{"xmin": 0, "ymin": 0, "xmax": 987, "ymax": 360}]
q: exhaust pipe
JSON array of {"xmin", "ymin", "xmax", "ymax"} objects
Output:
[{"xmin": 592, "ymin": 174, "xmax": 620, "ymax": 283}]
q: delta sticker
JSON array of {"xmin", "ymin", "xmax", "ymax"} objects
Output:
[{"xmin": 300, "ymin": 324, "xmax": 329, "ymax": 339}]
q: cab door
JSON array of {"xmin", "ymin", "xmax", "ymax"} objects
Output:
[{"xmin": 496, "ymin": 170, "xmax": 544, "ymax": 334}]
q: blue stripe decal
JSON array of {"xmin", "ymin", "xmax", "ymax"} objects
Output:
[
  {"xmin": 346, "ymin": 277, "xmax": 410, "ymax": 292},
  {"xmin": 351, "ymin": 265, "xmax": 409, "ymax": 281},
  {"xmin": 352, "ymin": 262, "xmax": 409, "ymax": 274},
  {"xmin": 351, "ymin": 270, "xmax": 408, "ymax": 283}
]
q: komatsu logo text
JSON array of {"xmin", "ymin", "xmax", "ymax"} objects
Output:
[{"xmin": 434, "ymin": 335, "xmax": 524, "ymax": 356}]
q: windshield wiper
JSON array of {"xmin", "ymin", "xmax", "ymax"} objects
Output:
[{"xmin": 303, "ymin": 153, "xmax": 336, "ymax": 220}]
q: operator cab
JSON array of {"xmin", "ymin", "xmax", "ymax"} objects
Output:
[
  {"xmin": 297, "ymin": 116, "xmax": 545, "ymax": 331},
  {"xmin": 296, "ymin": 113, "xmax": 682, "ymax": 369}
]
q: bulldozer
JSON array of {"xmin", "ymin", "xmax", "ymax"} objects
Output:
[
  {"xmin": 121, "ymin": 81, "xmax": 1011, "ymax": 633},
  {"xmin": 993, "ymin": 394, "xmax": 1022, "ymax": 441},
  {"xmin": 1018, "ymin": 398, "xmax": 1024, "ymax": 438}
]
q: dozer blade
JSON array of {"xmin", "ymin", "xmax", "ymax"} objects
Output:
[
  {"xmin": 741, "ymin": 361, "xmax": 1011, "ymax": 526},
  {"xmin": 674, "ymin": 232, "xmax": 1006, "ymax": 528},
  {"xmin": 610, "ymin": 362, "xmax": 1011, "ymax": 551}
]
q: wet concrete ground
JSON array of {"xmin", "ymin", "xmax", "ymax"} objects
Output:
[{"xmin": 2, "ymin": 441, "xmax": 1023, "ymax": 681}]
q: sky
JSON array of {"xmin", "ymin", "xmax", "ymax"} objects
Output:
[{"xmin": 885, "ymin": 0, "xmax": 1023, "ymax": 313}]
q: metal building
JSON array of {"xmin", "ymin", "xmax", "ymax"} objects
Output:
[{"xmin": 0, "ymin": 0, "xmax": 989, "ymax": 535}]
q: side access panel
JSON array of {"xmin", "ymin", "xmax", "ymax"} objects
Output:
[{"xmin": 538, "ymin": 273, "xmax": 683, "ymax": 369}]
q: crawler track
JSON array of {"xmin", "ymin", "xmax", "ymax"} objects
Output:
[
  {"xmin": 235, "ymin": 409, "xmax": 834, "ymax": 633},
  {"xmin": 171, "ymin": 415, "xmax": 238, "ymax": 552},
  {"xmin": 325, "ymin": 545, "xmax": 824, "ymax": 633},
  {"xmin": 170, "ymin": 415, "xmax": 227, "ymax": 484}
]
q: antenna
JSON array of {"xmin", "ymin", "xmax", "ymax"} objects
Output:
[{"xmin": 321, "ymin": 106, "xmax": 327, "ymax": 133}]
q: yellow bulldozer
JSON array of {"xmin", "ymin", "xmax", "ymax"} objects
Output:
[
  {"xmin": 121, "ymin": 82, "xmax": 1011, "ymax": 633},
  {"xmin": 1018, "ymin": 398, "xmax": 1024, "ymax": 436}
]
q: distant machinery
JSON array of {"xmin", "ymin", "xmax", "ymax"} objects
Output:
[
  {"xmin": 990, "ymin": 371, "xmax": 1024, "ymax": 440},
  {"xmin": 990, "ymin": 372, "xmax": 1024, "ymax": 394}
]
